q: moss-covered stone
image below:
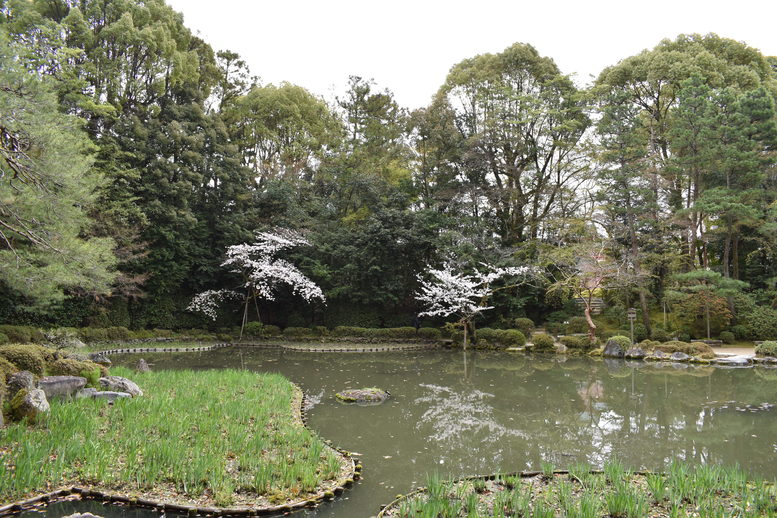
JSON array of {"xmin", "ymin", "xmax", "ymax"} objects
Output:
[
  {"xmin": 335, "ymin": 387, "xmax": 390, "ymax": 404},
  {"xmin": 0, "ymin": 345, "xmax": 46, "ymax": 376}
]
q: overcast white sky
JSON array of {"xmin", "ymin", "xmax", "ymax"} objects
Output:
[{"xmin": 167, "ymin": 0, "xmax": 777, "ymax": 110}]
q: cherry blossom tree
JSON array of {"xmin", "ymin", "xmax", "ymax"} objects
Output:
[
  {"xmin": 415, "ymin": 262, "xmax": 536, "ymax": 348},
  {"xmin": 188, "ymin": 229, "xmax": 325, "ymax": 338}
]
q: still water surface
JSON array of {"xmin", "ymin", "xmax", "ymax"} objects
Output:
[{"xmin": 25, "ymin": 347, "xmax": 777, "ymax": 518}]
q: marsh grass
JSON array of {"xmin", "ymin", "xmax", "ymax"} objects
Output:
[
  {"xmin": 0, "ymin": 368, "xmax": 346, "ymax": 507},
  {"xmin": 381, "ymin": 465, "xmax": 777, "ymax": 517}
]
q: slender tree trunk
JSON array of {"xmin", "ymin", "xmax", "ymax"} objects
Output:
[
  {"xmin": 732, "ymin": 233, "xmax": 740, "ymax": 280},
  {"xmin": 722, "ymin": 231, "xmax": 731, "ymax": 278},
  {"xmin": 584, "ymin": 304, "xmax": 597, "ymax": 342}
]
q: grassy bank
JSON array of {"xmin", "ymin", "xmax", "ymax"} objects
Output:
[
  {"xmin": 0, "ymin": 368, "xmax": 348, "ymax": 508},
  {"xmin": 382, "ymin": 462, "xmax": 776, "ymax": 517}
]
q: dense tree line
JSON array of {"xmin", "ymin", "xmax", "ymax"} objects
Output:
[{"xmin": 1, "ymin": 0, "xmax": 775, "ymax": 339}]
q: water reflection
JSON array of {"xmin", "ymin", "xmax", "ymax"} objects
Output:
[{"xmin": 41, "ymin": 348, "xmax": 777, "ymax": 518}]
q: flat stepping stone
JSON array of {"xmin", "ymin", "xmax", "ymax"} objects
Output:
[{"xmin": 335, "ymin": 388, "xmax": 390, "ymax": 404}]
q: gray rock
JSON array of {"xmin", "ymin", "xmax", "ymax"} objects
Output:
[
  {"xmin": 7, "ymin": 371, "xmax": 35, "ymax": 399},
  {"xmin": 335, "ymin": 387, "xmax": 390, "ymax": 404},
  {"xmin": 670, "ymin": 352, "xmax": 691, "ymax": 362},
  {"xmin": 44, "ymin": 329, "xmax": 86, "ymax": 349},
  {"xmin": 99, "ymin": 376, "xmax": 142, "ymax": 397},
  {"xmin": 136, "ymin": 358, "xmax": 151, "ymax": 372},
  {"xmin": 11, "ymin": 388, "xmax": 50, "ymax": 423},
  {"xmin": 603, "ymin": 339, "xmax": 625, "ymax": 358},
  {"xmin": 646, "ymin": 350, "xmax": 668, "ymax": 361},
  {"xmin": 88, "ymin": 352, "xmax": 112, "ymax": 366},
  {"xmin": 75, "ymin": 388, "xmax": 98, "ymax": 399},
  {"xmin": 625, "ymin": 347, "xmax": 647, "ymax": 359},
  {"xmin": 715, "ymin": 356, "xmax": 752, "ymax": 366},
  {"xmin": 37, "ymin": 376, "xmax": 87, "ymax": 399},
  {"xmin": 64, "ymin": 512, "xmax": 105, "ymax": 518}
]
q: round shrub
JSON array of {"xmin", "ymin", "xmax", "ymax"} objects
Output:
[
  {"xmin": 0, "ymin": 345, "xmax": 46, "ymax": 376},
  {"xmin": 650, "ymin": 327, "xmax": 670, "ymax": 342},
  {"xmin": 743, "ymin": 306, "xmax": 777, "ymax": 340},
  {"xmin": 78, "ymin": 327, "xmax": 109, "ymax": 343},
  {"xmin": 502, "ymin": 329, "xmax": 526, "ymax": 347},
  {"xmin": 242, "ymin": 322, "xmax": 264, "ymax": 337},
  {"xmin": 755, "ymin": 341, "xmax": 777, "ymax": 357},
  {"xmin": 0, "ymin": 356, "xmax": 17, "ymax": 395},
  {"xmin": 282, "ymin": 327, "xmax": 314, "ymax": 338},
  {"xmin": 730, "ymin": 324, "xmax": 749, "ymax": 340},
  {"xmin": 417, "ymin": 327, "xmax": 442, "ymax": 340},
  {"xmin": 332, "ymin": 326, "xmax": 368, "ymax": 337},
  {"xmin": 676, "ymin": 332, "xmax": 691, "ymax": 342},
  {"xmin": 567, "ymin": 316, "xmax": 588, "ymax": 334},
  {"xmin": 0, "ymin": 325, "xmax": 32, "ymax": 344},
  {"xmin": 262, "ymin": 325, "xmax": 281, "ymax": 337},
  {"xmin": 719, "ymin": 331, "xmax": 735, "ymax": 344},
  {"xmin": 105, "ymin": 326, "xmax": 131, "ymax": 341},
  {"xmin": 606, "ymin": 335, "xmax": 632, "ymax": 350},
  {"xmin": 545, "ymin": 322, "xmax": 566, "ymax": 335},
  {"xmin": 47, "ymin": 358, "xmax": 107, "ymax": 378},
  {"xmin": 638, "ymin": 339, "xmax": 661, "ymax": 350},
  {"xmin": 531, "ymin": 333, "xmax": 555, "ymax": 351},
  {"xmin": 559, "ymin": 335, "xmax": 585, "ymax": 349},
  {"xmin": 513, "ymin": 318, "xmax": 534, "ymax": 336}
]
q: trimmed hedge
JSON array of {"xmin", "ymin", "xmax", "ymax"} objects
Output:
[
  {"xmin": 755, "ymin": 341, "xmax": 777, "ymax": 357},
  {"xmin": 719, "ymin": 331, "xmax": 735, "ymax": 344},
  {"xmin": 0, "ymin": 345, "xmax": 46, "ymax": 375},
  {"xmin": 513, "ymin": 318, "xmax": 534, "ymax": 336},
  {"xmin": 531, "ymin": 333, "xmax": 555, "ymax": 351},
  {"xmin": 417, "ymin": 327, "xmax": 442, "ymax": 340},
  {"xmin": 560, "ymin": 335, "xmax": 594, "ymax": 350},
  {"xmin": 476, "ymin": 328, "xmax": 526, "ymax": 348}
]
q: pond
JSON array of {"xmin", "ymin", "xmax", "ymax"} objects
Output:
[{"xmin": 22, "ymin": 347, "xmax": 777, "ymax": 518}]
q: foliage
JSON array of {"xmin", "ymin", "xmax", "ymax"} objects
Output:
[
  {"xmin": 0, "ymin": 368, "xmax": 346, "ymax": 506},
  {"xmin": 0, "ymin": 344, "xmax": 45, "ymax": 375},
  {"xmin": 719, "ymin": 331, "xmax": 735, "ymax": 344},
  {"xmin": 531, "ymin": 333, "xmax": 555, "ymax": 351},
  {"xmin": 561, "ymin": 335, "xmax": 594, "ymax": 350},
  {"xmin": 742, "ymin": 306, "xmax": 777, "ymax": 340},
  {"xmin": 566, "ymin": 317, "xmax": 588, "ymax": 334},
  {"xmin": 755, "ymin": 341, "xmax": 777, "ymax": 357},
  {"xmin": 513, "ymin": 318, "xmax": 535, "ymax": 336},
  {"xmin": 476, "ymin": 328, "xmax": 526, "ymax": 348},
  {"xmin": 606, "ymin": 335, "xmax": 632, "ymax": 350},
  {"xmin": 417, "ymin": 327, "xmax": 442, "ymax": 340}
]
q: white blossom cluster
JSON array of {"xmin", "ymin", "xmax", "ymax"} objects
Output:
[
  {"xmin": 189, "ymin": 230, "xmax": 325, "ymax": 320},
  {"xmin": 186, "ymin": 289, "xmax": 240, "ymax": 320},
  {"xmin": 416, "ymin": 263, "xmax": 534, "ymax": 319}
]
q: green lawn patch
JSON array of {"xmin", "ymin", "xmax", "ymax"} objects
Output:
[
  {"xmin": 0, "ymin": 368, "xmax": 349, "ymax": 508},
  {"xmin": 380, "ymin": 462, "xmax": 776, "ymax": 517}
]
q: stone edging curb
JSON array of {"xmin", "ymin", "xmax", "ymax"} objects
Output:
[{"xmin": 0, "ymin": 384, "xmax": 359, "ymax": 517}]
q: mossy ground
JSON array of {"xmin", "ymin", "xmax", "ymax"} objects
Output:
[
  {"xmin": 382, "ymin": 463, "xmax": 776, "ymax": 517},
  {"xmin": 0, "ymin": 368, "xmax": 349, "ymax": 508}
]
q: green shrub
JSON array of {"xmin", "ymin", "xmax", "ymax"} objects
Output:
[
  {"xmin": 417, "ymin": 327, "xmax": 442, "ymax": 340},
  {"xmin": 0, "ymin": 345, "xmax": 46, "ymax": 375},
  {"xmin": 78, "ymin": 327, "xmax": 109, "ymax": 343},
  {"xmin": 743, "ymin": 306, "xmax": 777, "ymax": 340},
  {"xmin": 638, "ymin": 339, "xmax": 661, "ymax": 350},
  {"xmin": 311, "ymin": 326, "xmax": 328, "ymax": 337},
  {"xmin": 262, "ymin": 325, "xmax": 281, "ymax": 337},
  {"xmin": 0, "ymin": 325, "xmax": 32, "ymax": 344},
  {"xmin": 80, "ymin": 367, "xmax": 101, "ymax": 388},
  {"xmin": 650, "ymin": 327, "xmax": 670, "ymax": 342},
  {"xmin": 606, "ymin": 335, "xmax": 632, "ymax": 350},
  {"xmin": 47, "ymin": 358, "xmax": 107, "ymax": 378},
  {"xmin": 730, "ymin": 324, "xmax": 748, "ymax": 340},
  {"xmin": 476, "ymin": 328, "xmax": 526, "ymax": 347},
  {"xmin": 676, "ymin": 331, "xmax": 691, "ymax": 342},
  {"xmin": 532, "ymin": 333, "xmax": 555, "ymax": 351},
  {"xmin": 0, "ymin": 357, "xmax": 17, "ymax": 395},
  {"xmin": 545, "ymin": 322, "xmax": 566, "ymax": 335},
  {"xmin": 755, "ymin": 341, "xmax": 777, "ymax": 357},
  {"xmin": 282, "ymin": 327, "xmax": 314, "ymax": 338},
  {"xmin": 560, "ymin": 335, "xmax": 592, "ymax": 350},
  {"xmin": 513, "ymin": 317, "xmax": 534, "ymax": 336},
  {"xmin": 719, "ymin": 331, "xmax": 735, "ymax": 344},
  {"xmin": 332, "ymin": 326, "xmax": 369, "ymax": 337},
  {"xmin": 242, "ymin": 322, "xmax": 264, "ymax": 337},
  {"xmin": 105, "ymin": 326, "xmax": 131, "ymax": 341},
  {"xmin": 567, "ymin": 316, "xmax": 588, "ymax": 334},
  {"xmin": 0, "ymin": 333, "xmax": 8, "ymax": 345},
  {"xmin": 371, "ymin": 327, "xmax": 417, "ymax": 339},
  {"xmin": 655, "ymin": 340, "xmax": 714, "ymax": 356}
]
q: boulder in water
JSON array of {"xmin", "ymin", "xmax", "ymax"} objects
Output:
[{"xmin": 335, "ymin": 387, "xmax": 390, "ymax": 404}]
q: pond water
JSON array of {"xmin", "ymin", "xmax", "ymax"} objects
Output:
[{"xmin": 22, "ymin": 347, "xmax": 777, "ymax": 518}]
